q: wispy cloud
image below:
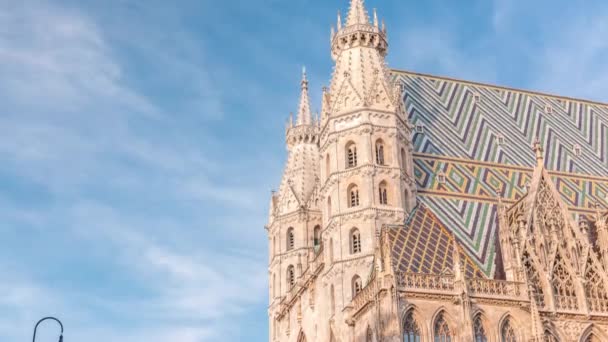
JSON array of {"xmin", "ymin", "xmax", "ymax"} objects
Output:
[{"xmin": 0, "ymin": 1, "xmax": 268, "ymax": 341}]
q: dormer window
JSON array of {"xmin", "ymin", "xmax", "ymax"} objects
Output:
[
  {"xmin": 415, "ymin": 123, "xmax": 424, "ymax": 134},
  {"xmin": 437, "ymin": 171, "xmax": 446, "ymax": 185},
  {"xmin": 497, "ymin": 133, "xmax": 505, "ymax": 146},
  {"xmin": 573, "ymin": 144, "xmax": 582, "ymax": 157},
  {"xmin": 474, "ymin": 93, "xmax": 481, "ymax": 103}
]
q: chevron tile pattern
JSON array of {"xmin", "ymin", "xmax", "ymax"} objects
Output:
[{"xmin": 395, "ymin": 71, "xmax": 608, "ymax": 276}]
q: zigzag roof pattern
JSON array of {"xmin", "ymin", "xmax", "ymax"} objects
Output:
[
  {"xmin": 391, "ymin": 69, "xmax": 608, "ymax": 277},
  {"xmin": 386, "ymin": 204, "xmax": 486, "ymax": 279}
]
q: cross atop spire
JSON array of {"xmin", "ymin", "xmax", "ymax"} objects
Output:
[
  {"xmin": 296, "ymin": 66, "xmax": 312, "ymax": 126},
  {"xmin": 345, "ymin": 0, "xmax": 370, "ymax": 26}
]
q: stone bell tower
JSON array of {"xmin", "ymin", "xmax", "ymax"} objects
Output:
[
  {"xmin": 318, "ymin": 0, "xmax": 416, "ymax": 338},
  {"xmin": 267, "ymin": 69, "xmax": 323, "ymax": 341}
]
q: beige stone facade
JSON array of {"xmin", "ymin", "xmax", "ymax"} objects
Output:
[{"xmin": 266, "ymin": 1, "xmax": 608, "ymax": 341}]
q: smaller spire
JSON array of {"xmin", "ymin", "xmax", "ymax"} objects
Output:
[
  {"xmin": 533, "ymin": 137, "xmax": 544, "ymax": 167},
  {"xmin": 337, "ymin": 11, "xmax": 342, "ymax": 30},
  {"xmin": 296, "ymin": 67, "xmax": 313, "ymax": 126},
  {"xmin": 345, "ymin": 0, "xmax": 370, "ymax": 26},
  {"xmin": 373, "ymin": 8, "xmax": 379, "ymax": 27}
]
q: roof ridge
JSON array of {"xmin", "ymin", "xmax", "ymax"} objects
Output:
[{"xmin": 391, "ymin": 68, "xmax": 608, "ymax": 107}]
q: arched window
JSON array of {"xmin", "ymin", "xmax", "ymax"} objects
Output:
[
  {"xmin": 287, "ymin": 265, "xmax": 295, "ymax": 289},
  {"xmin": 348, "ymin": 184, "xmax": 360, "ymax": 207},
  {"xmin": 401, "ymin": 148, "xmax": 407, "ymax": 171},
  {"xmin": 585, "ymin": 334, "xmax": 601, "ymax": 342},
  {"xmin": 434, "ymin": 312, "xmax": 452, "ymax": 342},
  {"xmin": 584, "ymin": 259, "xmax": 608, "ymax": 312},
  {"xmin": 352, "ymin": 275, "xmax": 363, "ymax": 298},
  {"xmin": 403, "ymin": 311, "xmax": 421, "ymax": 342},
  {"xmin": 379, "ymin": 181, "xmax": 388, "ymax": 205},
  {"xmin": 351, "ymin": 228, "xmax": 361, "ymax": 254},
  {"xmin": 552, "ymin": 254, "xmax": 578, "ymax": 310},
  {"xmin": 329, "ymin": 238, "xmax": 334, "ymax": 262},
  {"xmin": 330, "ymin": 284, "xmax": 336, "ymax": 316},
  {"xmin": 313, "ymin": 225, "xmax": 322, "ymax": 248},
  {"xmin": 375, "ymin": 139, "xmax": 385, "ymax": 165},
  {"xmin": 474, "ymin": 315, "xmax": 487, "ymax": 342},
  {"xmin": 366, "ymin": 326, "xmax": 373, "ymax": 342},
  {"xmin": 346, "ymin": 142, "xmax": 358, "ymax": 168},
  {"xmin": 272, "ymin": 236, "xmax": 276, "ymax": 257},
  {"xmin": 326, "ymin": 153, "xmax": 331, "ymax": 178},
  {"xmin": 287, "ymin": 227, "xmax": 295, "ymax": 251},
  {"xmin": 501, "ymin": 318, "xmax": 517, "ymax": 342}
]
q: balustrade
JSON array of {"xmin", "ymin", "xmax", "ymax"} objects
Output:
[
  {"xmin": 468, "ymin": 278, "xmax": 524, "ymax": 298},
  {"xmin": 352, "ymin": 278, "xmax": 378, "ymax": 313},
  {"xmin": 398, "ymin": 272, "xmax": 455, "ymax": 291},
  {"xmin": 588, "ymin": 298, "xmax": 608, "ymax": 313},
  {"xmin": 554, "ymin": 295, "xmax": 578, "ymax": 311}
]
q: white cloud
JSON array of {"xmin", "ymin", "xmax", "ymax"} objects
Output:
[{"xmin": 0, "ymin": 1, "xmax": 267, "ymax": 341}]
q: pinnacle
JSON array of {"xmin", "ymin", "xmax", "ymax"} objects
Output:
[
  {"xmin": 296, "ymin": 67, "xmax": 313, "ymax": 126},
  {"xmin": 345, "ymin": 0, "xmax": 371, "ymax": 26}
]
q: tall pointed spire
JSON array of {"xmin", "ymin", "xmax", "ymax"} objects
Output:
[
  {"xmin": 345, "ymin": 0, "xmax": 370, "ymax": 26},
  {"xmin": 296, "ymin": 66, "xmax": 313, "ymax": 126},
  {"xmin": 326, "ymin": 0, "xmax": 391, "ymax": 117}
]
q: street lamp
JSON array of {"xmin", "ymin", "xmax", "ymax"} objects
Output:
[{"xmin": 32, "ymin": 317, "xmax": 64, "ymax": 342}]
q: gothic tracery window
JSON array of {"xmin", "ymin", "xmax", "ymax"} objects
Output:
[
  {"xmin": 585, "ymin": 260, "xmax": 608, "ymax": 312},
  {"xmin": 351, "ymin": 228, "xmax": 361, "ymax": 254},
  {"xmin": 474, "ymin": 315, "xmax": 487, "ymax": 342},
  {"xmin": 352, "ymin": 275, "xmax": 363, "ymax": 298},
  {"xmin": 552, "ymin": 254, "xmax": 578, "ymax": 310},
  {"xmin": 287, "ymin": 227, "xmax": 295, "ymax": 251},
  {"xmin": 379, "ymin": 181, "xmax": 388, "ymax": 205},
  {"xmin": 402, "ymin": 311, "xmax": 421, "ymax": 342},
  {"xmin": 523, "ymin": 251, "xmax": 545, "ymax": 308},
  {"xmin": 501, "ymin": 318, "xmax": 517, "ymax": 342},
  {"xmin": 375, "ymin": 139, "xmax": 385, "ymax": 165},
  {"xmin": 348, "ymin": 184, "xmax": 360, "ymax": 207},
  {"xmin": 346, "ymin": 142, "xmax": 358, "ymax": 168},
  {"xmin": 434, "ymin": 312, "xmax": 452, "ymax": 342}
]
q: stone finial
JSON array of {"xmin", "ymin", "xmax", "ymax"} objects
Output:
[
  {"xmin": 533, "ymin": 137, "xmax": 544, "ymax": 167},
  {"xmin": 337, "ymin": 10, "xmax": 342, "ymax": 30},
  {"xmin": 373, "ymin": 8, "xmax": 379, "ymax": 27},
  {"xmin": 345, "ymin": 0, "xmax": 370, "ymax": 26}
]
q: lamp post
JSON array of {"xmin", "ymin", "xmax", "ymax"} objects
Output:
[{"xmin": 32, "ymin": 317, "xmax": 63, "ymax": 342}]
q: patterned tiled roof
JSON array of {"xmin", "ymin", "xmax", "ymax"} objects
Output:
[
  {"xmin": 386, "ymin": 204, "xmax": 487, "ymax": 279},
  {"xmin": 393, "ymin": 70, "xmax": 608, "ymax": 277}
]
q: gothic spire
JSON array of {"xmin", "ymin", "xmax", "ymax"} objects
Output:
[
  {"xmin": 325, "ymin": 0, "xmax": 392, "ymax": 117},
  {"xmin": 345, "ymin": 0, "xmax": 370, "ymax": 26},
  {"xmin": 296, "ymin": 67, "xmax": 313, "ymax": 126}
]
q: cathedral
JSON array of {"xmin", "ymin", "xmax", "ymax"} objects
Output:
[{"xmin": 265, "ymin": 0, "xmax": 608, "ymax": 341}]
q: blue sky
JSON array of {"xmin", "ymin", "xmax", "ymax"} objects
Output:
[{"xmin": 0, "ymin": 0, "xmax": 607, "ymax": 341}]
